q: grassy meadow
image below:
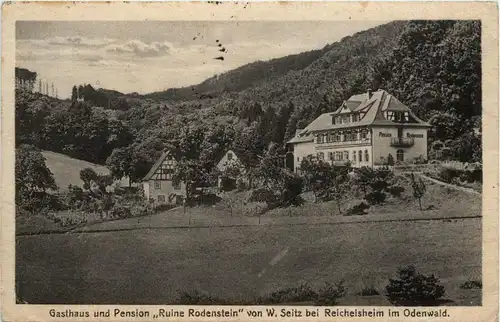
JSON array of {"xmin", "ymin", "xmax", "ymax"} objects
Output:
[{"xmin": 16, "ymin": 217, "xmax": 481, "ymax": 305}]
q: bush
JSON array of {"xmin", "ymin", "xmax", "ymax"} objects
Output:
[
  {"xmin": 459, "ymin": 280, "xmax": 482, "ymax": 290},
  {"xmin": 259, "ymin": 283, "xmax": 317, "ymax": 304},
  {"xmin": 438, "ymin": 161, "xmax": 482, "ymax": 184},
  {"xmin": 387, "ymin": 185, "xmax": 405, "ymax": 198},
  {"xmin": 357, "ymin": 286, "xmax": 380, "ymax": 296},
  {"xmin": 153, "ymin": 203, "xmax": 177, "ymax": 213},
  {"xmin": 385, "ymin": 265, "xmax": 445, "ymax": 306},
  {"xmin": 110, "ymin": 205, "xmax": 132, "ymax": 219},
  {"xmin": 387, "ymin": 154, "xmax": 395, "ymax": 166},
  {"xmin": 249, "ymin": 188, "xmax": 278, "ymax": 204},
  {"xmin": 316, "ymin": 281, "xmax": 346, "ymax": 305},
  {"xmin": 177, "ymin": 290, "xmax": 227, "ymax": 305},
  {"xmin": 365, "ymin": 191, "xmax": 386, "ymax": 205},
  {"xmin": 345, "ymin": 201, "xmax": 370, "ymax": 216}
]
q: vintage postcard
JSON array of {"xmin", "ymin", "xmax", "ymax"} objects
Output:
[{"xmin": 1, "ymin": 1, "xmax": 498, "ymax": 321}]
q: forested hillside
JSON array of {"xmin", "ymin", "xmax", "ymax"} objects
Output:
[
  {"xmin": 15, "ymin": 20, "xmax": 482, "ymax": 184},
  {"xmin": 144, "ymin": 45, "xmax": 333, "ymax": 101}
]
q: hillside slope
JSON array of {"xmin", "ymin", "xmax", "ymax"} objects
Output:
[
  {"xmin": 42, "ymin": 151, "xmax": 111, "ymax": 190},
  {"xmin": 144, "ymin": 46, "xmax": 333, "ymax": 101}
]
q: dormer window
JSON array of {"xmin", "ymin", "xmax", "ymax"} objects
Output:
[{"xmin": 227, "ymin": 152, "xmax": 233, "ymax": 161}]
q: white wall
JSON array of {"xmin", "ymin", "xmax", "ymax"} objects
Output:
[
  {"xmin": 143, "ymin": 181, "xmax": 150, "ymax": 200},
  {"xmin": 146, "ymin": 180, "xmax": 187, "ymax": 204},
  {"xmin": 293, "ymin": 141, "xmax": 373, "ymax": 169},
  {"xmin": 316, "ymin": 144, "xmax": 373, "ymax": 167},
  {"xmin": 293, "ymin": 141, "xmax": 315, "ymax": 170},
  {"xmin": 371, "ymin": 126, "xmax": 428, "ymax": 165}
]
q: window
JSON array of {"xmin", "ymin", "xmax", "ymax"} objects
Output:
[
  {"xmin": 361, "ymin": 130, "xmax": 368, "ymax": 140},
  {"xmin": 154, "ymin": 181, "xmax": 161, "ymax": 190},
  {"xmin": 344, "ymin": 151, "xmax": 349, "ymax": 161},
  {"xmin": 358, "ymin": 150, "xmax": 362, "ymax": 162},
  {"xmin": 227, "ymin": 152, "xmax": 233, "ymax": 161},
  {"xmin": 158, "ymin": 195, "xmax": 165, "ymax": 202},
  {"xmin": 336, "ymin": 151, "xmax": 342, "ymax": 161},
  {"xmin": 328, "ymin": 152, "xmax": 334, "ymax": 160},
  {"xmin": 352, "ymin": 151, "xmax": 357, "ymax": 162},
  {"xmin": 317, "ymin": 152, "xmax": 324, "ymax": 160},
  {"xmin": 317, "ymin": 134, "xmax": 325, "ymax": 144},
  {"xmin": 333, "ymin": 132, "xmax": 341, "ymax": 142},
  {"xmin": 397, "ymin": 149, "xmax": 404, "ymax": 162},
  {"xmin": 297, "ymin": 157, "xmax": 299, "ymax": 162},
  {"xmin": 365, "ymin": 150, "xmax": 369, "ymax": 162},
  {"xmin": 345, "ymin": 131, "xmax": 356, "ymax": 142},
  {"xmin": 173, "ymin": 181, "xmax": 181, "ymax": 190}
]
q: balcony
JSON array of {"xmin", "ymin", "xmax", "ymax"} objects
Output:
[{"xmin": 390, "ymin": 137, "xmax": 414, "ymax": 147}]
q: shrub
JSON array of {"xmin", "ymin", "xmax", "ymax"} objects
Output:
[
  {"xmin": 387, "ymin": 154, "xmax": 395, "ymax": 166},
  {"xmin": 385, "ymin": 265, "xmax": 445, "ymax": 306},
  {"xmin": 365, "ymin": 191, "xmax": 386, "ymax": 205},
  {"xmin": 345, "ymin": 201, "xmax": 370, "ymax": 216},
  {"xmin": 260, "ymin": 283, "xmax": 317, "ymax": 304},
  {"xmin": 459, "ymin": 280, "xmax": 482, "ymax": 290},
  {"xmin": 357, "ymin": 286, "xmax": 380, "ymax": 296},
  {"xmin": 281, "ymin": 172, "xmax": 304, "ymax": 206},
  {"xmin": 110, "ymin": 205, "xmax": 131, "ymax": 219},
  {"xmin": 387, "ymin": 185, "xmax": 405, "ymax": 198},
  {"xmin": 153, "ymin": 203, "xmax": 176, "ymax": 213},
  {"xmin": 177, "ymin": 290, "xmax": 227, "ymax": 305},
  {"xmin": 316, "ymin": 281, "xmax": 346, "ymax": 305},
  {"xmin": 249, "ymin": 188, "xmax": 277, "ymax": 204}
]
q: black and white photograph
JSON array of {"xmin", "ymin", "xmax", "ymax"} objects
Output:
[{"xmin": 5, "ymin": 3, "xmax": 497, "ymax": 317}]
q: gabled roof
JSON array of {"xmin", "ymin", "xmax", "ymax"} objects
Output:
[
  {"xmin": 143, "ymin": 150, "xmax": 175, "ymax": 181},
  {"xmin": 287, "ymin": 89, "xmax": 431, "ymax": 144}
]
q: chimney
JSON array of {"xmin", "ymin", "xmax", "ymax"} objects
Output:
[{"xmin": 367, "ymin": 89, "xmax": 372, "ymax": 99}]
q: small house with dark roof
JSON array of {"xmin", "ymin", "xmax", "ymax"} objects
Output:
[
  {"xmin": 287, "ymin": 89, "xmax": 431, "ymax": 171},
  {"xmin": 142, "ymin": 150, "xmax": 187, "ymax": 205}
]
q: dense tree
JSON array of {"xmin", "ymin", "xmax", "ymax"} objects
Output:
[
  {"xmin": 106, "ymin": 147, "xmax": 134, "ymax": 185},
  {"xmin": 80, "ymin": 168, "xmax": 99, "ymax": 190},
  {"xmin": 15, "ymin": 144, "xmax": 57, "ymax": 200}
]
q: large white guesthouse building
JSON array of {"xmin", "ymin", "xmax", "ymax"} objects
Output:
[{"xmin": 287, "ymin": 89, "xmax": 431, "ymax": 171}]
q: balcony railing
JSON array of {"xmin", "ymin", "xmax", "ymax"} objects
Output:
[{"xmin": 390, "ymin": 137, "xmax": 415, "ymax": 147}]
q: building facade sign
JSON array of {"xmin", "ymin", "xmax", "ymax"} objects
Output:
[
  {"xmin": 379, "ymin": 132, "xmax": 392, "ymax": 137},
  {"xmin": 407, "ymin": 133, "xmax": 424, "ymax": 138}
]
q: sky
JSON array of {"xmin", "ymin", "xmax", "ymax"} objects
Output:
[{"xmin": 16, "ymin": 21, "xmax": 386, "ymax": 99}]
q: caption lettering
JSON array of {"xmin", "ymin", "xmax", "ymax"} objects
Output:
[{"xmin": 49, "ymin": 307, "xmax": 450, "ymax": 319}]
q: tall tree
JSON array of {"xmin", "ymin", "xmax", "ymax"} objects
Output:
[{"xmin": 71, "ymin": 85, "xmax": 78, "ymax": 103}]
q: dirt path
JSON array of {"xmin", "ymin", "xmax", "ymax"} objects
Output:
[{"xmin": 416, "ymin": 173, "xmax": 481, "ymax": 196}]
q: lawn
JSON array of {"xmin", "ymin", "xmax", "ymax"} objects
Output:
[
  {"xmin": 16, "ymin": 217, "xmax": 481, "ymax": 305},
  {"xmin": 42, "ymin": 150, "xmax": 129, "ymax": 191}
]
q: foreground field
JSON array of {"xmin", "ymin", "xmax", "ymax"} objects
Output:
[{"xmin": 16, "ymin": 218, "xmax": 481, "ymax": 305}]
